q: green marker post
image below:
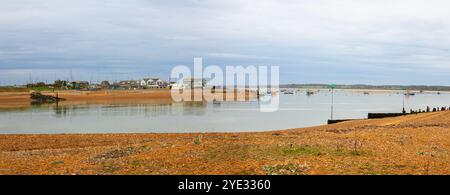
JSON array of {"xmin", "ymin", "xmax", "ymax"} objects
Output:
[{"xmin": 330, "ymin": 84, "xmax": 335, "ymax": 120}]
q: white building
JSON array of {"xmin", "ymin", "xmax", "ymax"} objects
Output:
[
  {"xmin": 172, "ymin": 78, "xmax": 205, "ymax": 89},
  {"xmin": 140, "ymin": 78, "xmax": 167, "ymax": 88}
]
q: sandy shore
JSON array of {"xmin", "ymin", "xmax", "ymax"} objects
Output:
[
  {"xmin": 0, "ymin": 90, "xmax": 172, "ymax": 108},
  {"xmin": 0, "ymin": 111, "xmax": 449, "ymax": 175},
  {"xmin": 0, "ymin": 89, "xmax": 256, "ymax": 109}
]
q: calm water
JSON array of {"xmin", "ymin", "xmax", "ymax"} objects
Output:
[{"xmin": 0, "ymin": 90, "xmax": 449, "ymax": 134}]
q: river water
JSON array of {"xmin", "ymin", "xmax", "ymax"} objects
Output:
[{"xmin": 0, "ymin": 90, "xmax": 449, "ymax": 134}]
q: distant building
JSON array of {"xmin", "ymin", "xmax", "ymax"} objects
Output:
[
  {"xmin": 88, "ymin": 84, "xmax": 102, "ymax": 91},
  {"xmin": 140, "ymin": 78, "xmax": 168, "ymax": 88},
  {"xmin": 53, "ymin": 80, "xmax": 69, "ymax": 88},
  {"xmin": 113, "ymin": 80, "xmax": 140, "ymax": 89},
  {"xmin": 67, "ymin": 81, "xmax": 89, "ymax": 89},
  {"xmin": 172, "ymin": 78, "xmax": 205, "ymax": 89}
]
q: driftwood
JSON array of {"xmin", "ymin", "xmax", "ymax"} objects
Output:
[{"xmin": 30, "ymin": 91, "xmax": 65, "ymax": 104}]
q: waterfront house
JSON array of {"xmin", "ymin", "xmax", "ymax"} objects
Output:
[
  {"xmin": 140, "ymin": 78, "xmax": 168, "ymax": 88},
  {"xmin": 185, "ymin": 78, "xmax": 205, "ymax": 89},
  {"xmin": 53, "ymin": 80, "xmax": 69, "ymax": 89},
  {"xmin": 68, "ymin": 81, "xmax": 89, "ymax": 90},
  {"xmin": 114, "ymin": 80, "xmax": 140, "ymax": 90},
  {"xmin": 88, "ymin": 84, "xmax": 102, "ymax": 91},
  {"xmin": 171, "ymin": 78, "xmax": 205, "ymax": 89}
]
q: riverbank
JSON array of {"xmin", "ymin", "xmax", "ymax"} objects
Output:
[
  {"xmin": 0, "ymin": 90, "xmax": 172, "ymax": 109},
  {"xmin": 1, "ymin": 88, "xmax": 446, "ymax": 109},
  {"xmin": 0, "ymin": 111, "xmax": 448, "ymax": 175},
  {"xmin": 0, "ymin": 89, "xmax": 256, "ymax": 109}
]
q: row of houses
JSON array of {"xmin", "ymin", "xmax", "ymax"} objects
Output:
[
  {"xmin": 110, "ymin": 77, "xmax": 209, "ymax": 90},
  {"xmin": 171, "ymin": 78, "xmax": 206, "ymax": 89},
  {"xmin": 114, "ymin": 78, "xmax": 209, "ymax": 90},
  {"xmin": 111, "ymin": 78, "xmax": 170, "ymax": 90},
  {"xmin": 28, "ymin": 77, "xmax": 207, "ymax": 90}
]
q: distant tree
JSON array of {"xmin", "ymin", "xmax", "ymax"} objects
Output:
[
  {"xmin": 100, "ymin": 81, "xmax": 110, "ymax": 89},
  {"xmin": 53, "ymin": 80, "xmax": 67, "ymax": 88}
]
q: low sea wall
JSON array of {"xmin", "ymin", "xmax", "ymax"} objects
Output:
[
  {"xmin": 327, "ymin": 119, "xmax": 356, "ymax": 124},
  {"xmin": 367, "ymin": 113, "xmax": 409, "ymax": 119}
]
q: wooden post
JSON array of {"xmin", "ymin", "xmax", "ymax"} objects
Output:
[
  {"xmin": 330, "ymin": 84, "xmax": 335, "ymax": 120},
  {"xmin": 331, "ymin": 88, "xmax": 334, "ymax": 120}
]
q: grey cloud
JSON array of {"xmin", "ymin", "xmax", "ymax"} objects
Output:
[{"xmin": 0, "ymin": 0, "xmax": 450, "ymax": 85}]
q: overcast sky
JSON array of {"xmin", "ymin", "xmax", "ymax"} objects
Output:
[{"xmin": 1, "ymin": 0, "xmax": 450, "ymax": 85}]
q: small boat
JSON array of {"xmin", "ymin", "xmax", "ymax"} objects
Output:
[
  {"xmin": 30, "ymin": 91, "xmax": 65, "ymax": 104},
  {"xmin": 306, "ymin": 91, "xmax": 315, "ymax": 96},
  {"xmin": 363, "ymin": 92, "xmax": 370, "ymax": 95},
  {"xmin": 404, "ymin": 90, "xmax": 415, "ymax": 96}
]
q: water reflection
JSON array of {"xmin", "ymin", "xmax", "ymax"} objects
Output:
[
  {"xmin": 45, "ymin": 101, "xmax": 210, "ymax": 118},
  {"xmin": 0, "ymin": 90, "xmax": 449, "ymax": 134}
]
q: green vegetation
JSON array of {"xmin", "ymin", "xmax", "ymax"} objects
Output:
[
  {"xmin": 263, "ymin": 163, "xmax": 310, "ymax": 175},
  {"xmin": 30, "ymin": 86, "xmax": 53, "ymax": 91},
  {"xmin": 0, "ymin": 86, "xmax": 29, "ymax": 92},
  {"xmin": 0, "ymin": 85, "xmax": 56, "ymax": 92},
  {"xmin": 51, "ymin": 161, "xmax": 65, "ymax": 165},
  {"xmin": 193, "ymin": 136, "xmax": 202, "ymax": 145},
  {"xmin": 281, "ymin": 144, "xmax": 369, "ymax": 157},
  {"xmin": 282, "ymin": 145, "xmax": 326, "ymax": 156}
]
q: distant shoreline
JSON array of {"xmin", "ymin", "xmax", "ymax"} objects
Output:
[
  {"xmin": 280, "ymin": 84, "xmax": 450, "ymax": 92},
  {"xmin": 282, "ymin": 88, "xmax": 450, "ymax": 94},
  {"xmin": 2, "ymin": 83, "xmax": 450, "ymax": 92}
]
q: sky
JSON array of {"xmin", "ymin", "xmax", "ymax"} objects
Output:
[{"xmin": 1, "ymin": 0, "xmax": 450, "ymax": 85}]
